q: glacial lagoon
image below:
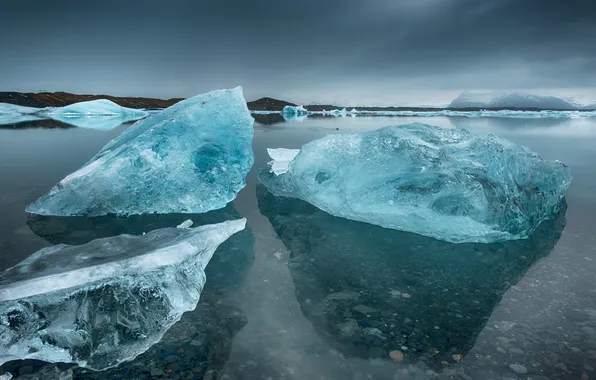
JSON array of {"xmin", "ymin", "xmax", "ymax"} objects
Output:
[{"xmin": 1, "ymin": 115, "xmax": 596, "ymax": 379}]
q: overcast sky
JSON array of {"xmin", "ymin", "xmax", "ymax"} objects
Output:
[{"xmin": 1, "ymin": 0, "xmax": 595, "ymax": 106}]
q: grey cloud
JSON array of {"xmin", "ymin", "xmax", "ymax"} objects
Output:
[{"xmin": 0, "ymin": 0, "xmax": 594, "ymax": 104}]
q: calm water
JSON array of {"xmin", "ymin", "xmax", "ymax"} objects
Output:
[{"xmin": 1, "ymin": 116, "xmax": 596, "ymax": 380}]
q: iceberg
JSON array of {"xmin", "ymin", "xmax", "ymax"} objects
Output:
[
  {"xmin": 281, "ymin": 105, "xmax": 309, "ymax": 115},
  {"xmin": 0, "ymin": 100, "xmax": 148, "ymax": 130},
  {"xmin": 259, "ymin": 123, "xmax": 572, "ymax": 243},
  {"xmin": 45, "ymin": 99, "xmax": 148, "ymax": 118},
  {"xmin": 26, "ymin": 87, "xmax": 255, "ymax": 216},
  {"xmin": 0, "ymin": 103, "xmax": 41, "ymax": 115},
  {"xmin": 0, "ymin": 218, "xmax": 246, "ymax": 370}
]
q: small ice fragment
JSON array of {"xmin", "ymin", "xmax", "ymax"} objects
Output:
[
  {"xmin": 176, "ymin": 219, "xmax": 194, "ymax": 229},
  {"xmin": 267, "ymin": 148, "xmax": 300, "ymax": 176}
]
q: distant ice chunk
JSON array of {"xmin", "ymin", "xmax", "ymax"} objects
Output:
[
  {"xmin": 259, "ymin": 123, "xmax": 571, "ymax": 243},
  {"xmin": 46, "ymin": 99, "xmax": 148, "ymax": 118},
  {"xmin": 322, "ymin": 108, "xmax": 348, "ymax": 117},
  {"xmin": 45, "ymin": 99, "xmax": 148, "ymax": 130},
  {"xmin": 0, "ymin": 103, "xmax": 41, "ymax": 115},
  {"xmin": 267, "ymin": 148, "xmax": 300, "ymax": 175},
  {"xmin": 0, "ymin": 218, "xmax": 246, "ymax": 370},
  {"xmin": 26, "ymin": 87, "xmax": 255, "ymax": 216},
  {"xmin": 282, "ymin": 105, "xmax": 309, "ymax": 115},
  {"xmin": 0, "ymin": 100, "xmax": 148, "ymax": 130}
]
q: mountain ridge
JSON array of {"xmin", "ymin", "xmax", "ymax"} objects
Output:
[{"xmin": 1, "ymin": 91, "xmax": 595, "ymax": 112}]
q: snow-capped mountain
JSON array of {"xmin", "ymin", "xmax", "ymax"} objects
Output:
[{"xmin": 449, "ymin": 91, "xmax": 594, "ymax": 110}]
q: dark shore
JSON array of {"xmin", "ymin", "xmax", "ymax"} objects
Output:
[{"xmin": 1, "ymin": 91, "xmax": 593, "ymax": 112}]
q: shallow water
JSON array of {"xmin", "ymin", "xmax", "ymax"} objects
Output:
[{"xmin": 1, "ymin": 115, "xmax": 595, "ymax": 379}]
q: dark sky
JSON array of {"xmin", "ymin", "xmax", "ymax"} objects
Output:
[{"xmin": 1, "ymin": 0, "xmax": 595, "ymax": 106}]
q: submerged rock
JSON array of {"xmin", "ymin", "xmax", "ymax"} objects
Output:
[
  {"xmin": 0, "ymin": 219, "xmax": 246, "ymax": 370},
  {"xmin": 26, "ymin": 87, "xmax": 254, "ymax": 216},
  {"xmin": 260, "ymin": 123, "xmax": 571, "ymax": 243}
]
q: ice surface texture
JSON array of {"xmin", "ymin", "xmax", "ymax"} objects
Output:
[
  {"xmin": 26, "ymin": 87, "xmax": 255, "ymax": 216},
  {"xmin": 259, "ymin": 123, "xmax": 572, "ymax": 243},
  {"xmin": 0, "ymin": 218, "xmax": 246, "ymax": 370}
]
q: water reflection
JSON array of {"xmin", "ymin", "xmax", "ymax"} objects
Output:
[
  {"xmin": 0, "ymin": 119, "xmax": 75, "ymax": 130},
  {"xmin": 252, "ymin": 113, "xmax": 285, "ymax": 126},
  {"xmin": 257, "ymin": 185, "xmax": 566, "ymax": 366},
  {"xmin": 448, "ymin": 116, "xmax": 570, "ymax": 130}
]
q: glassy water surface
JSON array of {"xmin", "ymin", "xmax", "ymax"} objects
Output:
[{"xmin": 1, "ymin": 116, "xmax": 595, "ymax": 379}]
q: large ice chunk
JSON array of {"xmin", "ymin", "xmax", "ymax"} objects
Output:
[
  {"xmin": 26, "ymin": 87, "xmax": 255, "ymax": 216},
  {"xmin": 259, "ymin": 123, "xmax": 572, "ymax": 243},
  {"xmin": 0, "ymin": 218, "xmax": 246, "ymax": 370}
]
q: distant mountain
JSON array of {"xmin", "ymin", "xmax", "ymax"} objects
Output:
[
  {"xmin": 0, "ymin": 92, "xmax": 299, "ymax": 111},
  {"xmin": 248, "ymin": 97, "xmax": 296, "ymax": 111},
  {"xmin": 0, "ymin": 91, "xmax": 183, "ymax": 109},
  {"xmin": 2, "ymin": 90, "xmax": 594, "ymax": 112},
  {"xmin": 448, "ymin": 91, "xmax": 586, "ymax": 110}
]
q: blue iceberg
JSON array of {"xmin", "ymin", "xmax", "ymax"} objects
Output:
[
  {"xmin": 282, "ymin": 105, "xmax": 309, "ymax": 116},
  {"xmin": 45, "ymin": 99, "xmax": 148, "ymax": 118},
  {"xmin": 259, "ymin": 123, "xmax": 571, "ymax": 243},
  {"xmin": 26, "ymin": 87, "xmax": 255, "ymax": 216},
  {"xmin": 0, "ymin": 218, "xmax": 246, "ymax": 370},
  {"xmin": 45, "ymin": 99, "xmax": 148, "ymax": 130}
]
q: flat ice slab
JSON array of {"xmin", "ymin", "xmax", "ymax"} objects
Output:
[{"xmin": 0, "ymin": 219, "xmax": 246, "ymax": 370}]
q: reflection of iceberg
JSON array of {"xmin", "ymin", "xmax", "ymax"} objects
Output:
[
  {"xmin": 48, "ymin": 115, "xmax": 142, "ymax": 130},
  {"xmin": 0, "ymin": 219, "xmax": 246, "ymax": 370},
  {"xmin": 257, "ymin": 185, "xmax": 566, "ymax": 365},
  {"xmin": 26, "ymin": 87, "xmax": 255, "ymax": 217},
  {"xmin": 259, "ymin": 123, "xmax": 571, "ymax": 243},
  {"xmin": 0, "ymin": 114, "xmax": 43, "ymax": 126},
  {"xmin": 282, "ymin": 112, "xmax": 308, "ymax": 122}
]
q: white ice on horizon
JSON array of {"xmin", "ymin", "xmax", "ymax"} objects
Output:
[
  {"xmin": 0, "ymin": 99, "xmax": 149, "ymax": 130},
  {"xmin": 250, "ymin": 108, "xmax": 596, "ymax": 119},
  {"xmin": 267, "ymin": 148, "xmax": 300, "ymax": 175}
]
